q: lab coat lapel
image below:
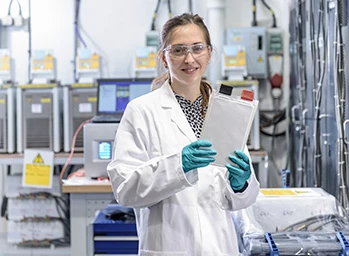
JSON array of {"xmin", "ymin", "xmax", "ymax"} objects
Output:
[{"xmin": 159, "ymin": 82, "xmax": 197, "ymax": 142}]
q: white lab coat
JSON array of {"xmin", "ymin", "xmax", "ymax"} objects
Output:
[{"xmin": 107, "ymin": 81, "xmax": 260, "ymax": 256}]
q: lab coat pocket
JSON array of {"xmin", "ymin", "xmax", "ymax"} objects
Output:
[{"xmin": 140, "ymin": 251, "xmax": 188, "ymax": 256}]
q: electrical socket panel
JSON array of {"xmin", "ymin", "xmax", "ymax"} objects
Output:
[
  {"xmin": 267, "ymin": 27, "xmax": 284, "ymax": 55},
  {"xmin": 7, "ymin": 220, "xmax": 64, "ymax": 243},
  {"xmin": 6, "ymin": 175, "xmax": 62, "ymax": 197},
  {"xmin": 225, "ymin": 27, "xmax": 268, "ymax": 79},
  {"xmin": 7, "ymin": 198, "xmax": 66, "ymax": 220}
]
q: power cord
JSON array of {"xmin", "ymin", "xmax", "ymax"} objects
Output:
[{"xmin": 2, "ymin": 0, "xmax": 24, "ymax": 27}]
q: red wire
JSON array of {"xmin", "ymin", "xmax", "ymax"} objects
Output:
[{"xmin": 60, "ymin": 118, "xmax": 92, "ymax": 183}]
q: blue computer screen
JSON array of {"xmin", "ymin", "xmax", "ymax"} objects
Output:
[{"xmin": 97, "ymin": 79, "xmax": 152, "ymax": 114}]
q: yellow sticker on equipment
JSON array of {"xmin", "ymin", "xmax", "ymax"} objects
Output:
[
  {"xmin": 24, "ymin": 164, "xmax": 51, "ymax": 186},
  {"xmin": 260, "ymin": 189, "xmax": 298, "ymax": 196}
]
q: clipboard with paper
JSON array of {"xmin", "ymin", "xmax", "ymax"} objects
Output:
[{"xmin": 201, "ymin": 84, "xmax": 259, "ymax": 167}]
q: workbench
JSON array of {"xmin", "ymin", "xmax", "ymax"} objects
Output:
[{"xmin": 62, "ymin": 179, "xmax": 114, "ymax": 256}]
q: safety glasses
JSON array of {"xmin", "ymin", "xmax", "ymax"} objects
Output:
[{"xmin": 163, "ymin": 43, "xmax": 210, "ymax": 59}]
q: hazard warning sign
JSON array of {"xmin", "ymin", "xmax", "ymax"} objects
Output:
[
  {"xmin": 33, "ymin": 153, "xmax": 44, "ymax": 163},
  {"xmin": 22, "ymin": 149, "xmax": 54, "ymax": 188}
]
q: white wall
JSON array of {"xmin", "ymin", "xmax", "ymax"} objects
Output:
[
  {"xmin": 0, "ymin": 0, "xmax": 291, "ymax": 87},
  {"xmin": 0, "ymin": 0, "xmax": 208, "ymax": 84}
]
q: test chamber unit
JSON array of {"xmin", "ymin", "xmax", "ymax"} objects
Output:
[
  {"xmin": 225, "ymin": 27, "xmax": 268, "ymax": 79},
  {"xmin": 63, "ymin": 84, "xmax": 97, "ymax": 152},
  {"xmin": 0, "ymin": 85, "xmax": 16, "ymax": 153},
  {"xmin": 84, "ymin": 123, "xmax": 119, "ymax": 178},
  {"xmin": 232, "ymin": 188, "xmax": 348, "ymax": 255},
  {"xmin": 217, "ymin": 80, "xmax": 260, "ymax": 150},
  {"xmin": 132, "ymin": 46, "xmax": 158, "ymax": 78},
  {"xmin": 16, "ymin": 84, "xmax": 63, "ymax": 153}
]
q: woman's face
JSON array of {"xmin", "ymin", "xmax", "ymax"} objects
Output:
[{"xmin": 162, "ymin": 24, "xmax": 211, "ymax": 89}]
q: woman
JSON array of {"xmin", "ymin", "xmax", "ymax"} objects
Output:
[{"xmin": 107, "ymin": 13, "xmax": 260, "ymax": 256}]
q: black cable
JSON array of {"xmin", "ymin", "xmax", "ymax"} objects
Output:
[
  {"xmin": 8, "ymin": 0, "xmax": 23, "ymax": 16},
  {"xmin": 261, "ymin": 0, "xmax": 277, "ymax": 27},
  {"xmin": 1, "ymin": 196, "xmax": 7, "ymax": 218},
  {"xmin": 252, "ymin": 0, "xmax": 257, "ymax": 26},
  {"xmin": 7, "ymin": 0, "xmax": 14, "ymax": 15},
  {"xmin": 260, "ymin": 129, "xmax": 286, "ymax": 137},
  {"xmin": 168, "ymin": 0, "xmax": 172, "ymax": 18},
  {"xmin": 151, "ymin": 0, "xmax": 161, "ymax": 31},
  {"xmin": 260, "ymin": 109, "xmax": 286, "ymax": 128}
]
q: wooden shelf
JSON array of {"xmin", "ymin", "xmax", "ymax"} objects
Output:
[{"xmin": 62, "ymin": 181, "xmax": 112, "ymax": 193}]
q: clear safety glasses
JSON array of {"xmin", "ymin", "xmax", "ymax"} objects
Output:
[{"xmin": 163, "ymin": 43, "xmax": 210, "ymax": 59}]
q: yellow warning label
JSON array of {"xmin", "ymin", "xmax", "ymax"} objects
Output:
[
  {"xmin": 40, "ymin": 97, "xmax": 51, "ymax": 103},
  {"xmin": 260, "ymin": 189, "xmax": 297, "ymax": 196},
  {"xmin": 257, "ymin": 56, "xmax": 263, "ymax": 62},
  {"xmin": 33, "ymin": 153, "xmax": 44, "ymax": 163},
  {"xmin": 24, "ymin": 164, "xmax": 51, "ymax": 186},
  {"xmin": 88, "ymin": 97, "xmax": 97, "ymax": 102}
]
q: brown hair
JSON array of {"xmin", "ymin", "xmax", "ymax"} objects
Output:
[{"xmin": 151, "ymin": 13, "xmax": 212, "ymax": 116}]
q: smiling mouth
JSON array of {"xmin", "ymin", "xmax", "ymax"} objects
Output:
[{"xmin": 182, "ymin": 67, "xmax": 198, "ymax": 72}]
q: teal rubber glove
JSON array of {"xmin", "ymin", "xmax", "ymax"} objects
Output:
[
  {"xmin": 226, "ymin": 150, "xmax": 251, "ymax": 191},
  {"xmin": 182, "ymin": 140, "xmax": 217, "ymax": 173}
]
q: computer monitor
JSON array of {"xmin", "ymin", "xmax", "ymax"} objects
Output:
[
  {"xmin": 96, "ymin": 78, "xmax": 152, "ymax": 117},
  {"xmin": 85, "ymin": 78, "xmax": 153, "ymax": 177}
]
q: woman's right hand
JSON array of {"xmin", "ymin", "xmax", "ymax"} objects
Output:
[{"xmin": 181, "ymin": 139, "xmax": 216, "ymax": 173}]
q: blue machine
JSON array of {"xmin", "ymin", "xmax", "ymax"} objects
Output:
[{"xmin": 92, "ymin": 204, "xmax": 138, "ymax": 255}]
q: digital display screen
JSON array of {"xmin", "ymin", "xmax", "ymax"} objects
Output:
[
  {"xmin": 98, "ymin": 141, "xmax": 112, "ymax": 160},
  {"xmin": 97, "ymin": 79, "xmax": 152, "ymax": 114}
]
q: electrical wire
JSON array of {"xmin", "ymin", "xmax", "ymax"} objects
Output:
[
  {"xmin": 261, "ymin": 0, "xmax": 277, "ymax": 27},
  {"xmin": 74, "ymin": 0, "xmax": 87, "ymax": 48},
  {"xmin": 151, "ymin": 0, "xmax": 161, "ymax": 31},
  {"xmin": 334, "ymin": 8, "xmax": 349, "ymax": 211},
  {"xmin": 167, "ymin": 0, "xmax": 172, "ymax": 18},
  {"xmin": 151, "ymin": 0, "xmax": 172, "ymax": 30},
  {"xmin": 295, "ymin": 0, "xmax": 307, "ymax": 187},
  {"xmin": 281, "ymin": 214, "xmax": 349, "ymax": 232},
  {"xmin": 252, "ymin": 0, "xmax": 257, "ymax": 26},
  {"xmin": 28, "ymin": 0, "xmax": 32, "ymax": 83},
  {"xmin": 59, "ymin": 118, "xmax": 91, "ymax": 183},
  {"xmin": 260, "ymin": 110, "xmax": 286, "ymax": 129},
  {"xmin": 7, "ymin": 0, "xmax": 22, "ymax": 16},
  {"xmin": 309, "ymin": 0, "xmax": 319, "ymax": 187},
  {"xmin": 339, "ymin": 0, "xmax": 349, "ymax": 214},
  {"xmin": 313, "ymin": 0, "xmax": 326, "ymax": 187},
  {"xmin": 6, "ymin": 192, "xmax": 71, "ymax": 247},
  {"xmin": 259, "ymin": 108, "xmax": 286, "ymax": 180},
  {"xmin": 7, "ymin": 0, "xmax": 14, "ymax": 15}
]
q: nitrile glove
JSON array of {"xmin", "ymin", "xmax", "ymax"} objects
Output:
[
  {"xmin": 182, "ymin": 140, "xmax": 216, "ymax": 173},
  {"xmin": 226, "ymin": 150, "xmax": 251, "ymax": 191}
]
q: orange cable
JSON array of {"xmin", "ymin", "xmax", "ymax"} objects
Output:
[{"xmin": 60, "ymin": 118, "xmax": 92, "ymax": 183}]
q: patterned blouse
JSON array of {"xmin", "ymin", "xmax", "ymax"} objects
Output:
[{"xmin": 174, "ymin": 92, "xmax": 208, "ymax": 139}]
